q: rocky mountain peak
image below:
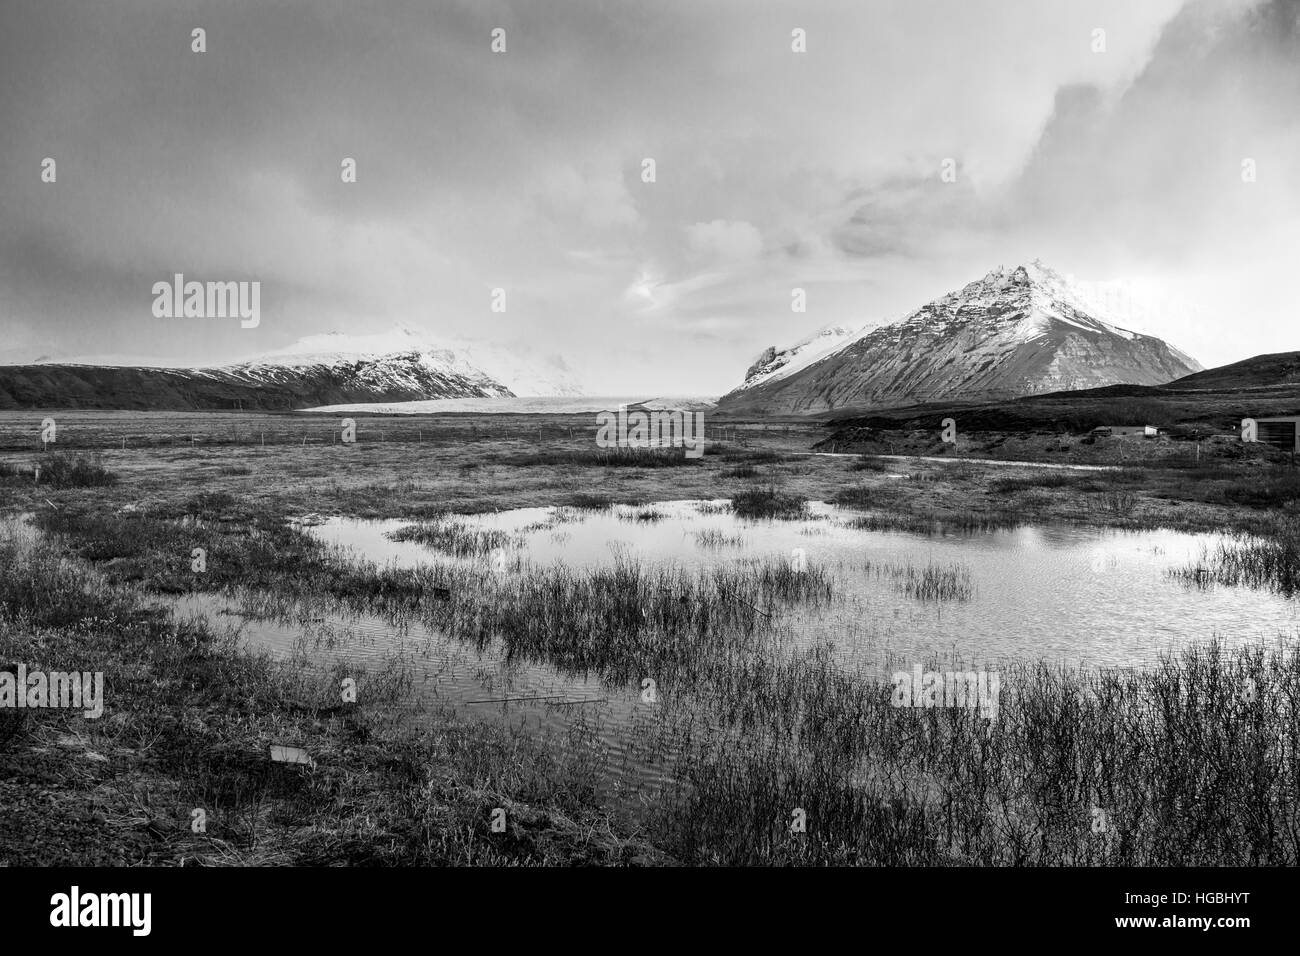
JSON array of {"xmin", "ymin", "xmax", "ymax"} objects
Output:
[{"xmin": 718, "ymin": 262, "xmax": 1202, "ymax": 415}]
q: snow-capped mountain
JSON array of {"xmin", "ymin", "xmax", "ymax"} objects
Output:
[
  {"xmin": 0, "ymin": 324, "xmax": 584, "ymax": 411},
  {"xmin": 718, "ymin": 261, "xmax": 1203, "ymax": 415}
]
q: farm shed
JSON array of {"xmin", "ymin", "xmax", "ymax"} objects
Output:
[{"xmin": 1252, "ymin": 416, "xmax": 1300, "ymax": 453}]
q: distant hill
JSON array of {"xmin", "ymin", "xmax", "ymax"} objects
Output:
[
  {"xmin": 813, "ymin": 354, "xmax": 1300, "ymax": 437},
  {"xmin": 1168, "ymin": 352, "xmax": 1300, "ymax": 390},
  {"xmin": 717, "ymin": 261, "xmax": 1201, "ymax": 416}
]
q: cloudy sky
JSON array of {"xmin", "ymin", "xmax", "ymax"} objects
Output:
[{"xmin": 2, "ymin": 0, "xmax": 1298, "ymax": 394}]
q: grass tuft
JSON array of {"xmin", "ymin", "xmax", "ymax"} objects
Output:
[{"xmin": 731, "ymin": 485, "xmax": 809, "ymax": 520}]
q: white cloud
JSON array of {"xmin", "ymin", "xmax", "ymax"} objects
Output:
[
  {"xmin": 685, "ymin": 220, "xmax": 764, "ymax": 263},
  {"xmin": 537, "ymin": 163, "xmax": 638, "ymax": 230}
]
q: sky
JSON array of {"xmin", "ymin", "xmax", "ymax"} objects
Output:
[{"xmin": 2, "ymin": 0, "xmax": 1298, "ymax": 395}]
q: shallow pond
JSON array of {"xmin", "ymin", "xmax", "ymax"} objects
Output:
[
  {"xmin": 173, "ymin": 501, "xmax": 1298, "ymax": 802},
  {"xmin": 306, "ymin": 500, "xmax": 1298, "ymax": 669}
]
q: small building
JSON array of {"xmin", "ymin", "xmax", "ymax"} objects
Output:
[
  {"xmin": 1091, "ymin": 425, "xmax": 1160, "ymax": 438},
  {"xmin": 1252, "ymin": 416, "xmax": 1300, "ymax": 453}
]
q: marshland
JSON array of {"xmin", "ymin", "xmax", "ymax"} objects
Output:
[{"xmin": 1, "ymin": 409, "xmax": 1298, "ymax": 865}]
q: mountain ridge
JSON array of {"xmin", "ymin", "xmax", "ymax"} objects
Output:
[{"xmin": 0, "ymin": 324, "xmax": 584, "ymax": 411}]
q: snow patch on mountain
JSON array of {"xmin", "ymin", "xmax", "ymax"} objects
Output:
[
  {"xmin": 237, "ymin": 324, "xmax": 584, "ymax": 396},
  {"xmin": 737, "ymin": 326, "xmax": 860, "ymax": 392}
]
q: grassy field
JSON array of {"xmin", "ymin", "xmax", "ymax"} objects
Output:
[
  {"xmin": 0, "ymin": 409, "xmax": 1294, "ymax": 534},
  {"xmin": 1, "ymin": 409, "xmax": 1298, "ymax": 865}
]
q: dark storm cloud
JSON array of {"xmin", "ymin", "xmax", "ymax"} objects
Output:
[{"xmin": 995, "ymin": 0, "xmax": 1300, "ymax": 362}]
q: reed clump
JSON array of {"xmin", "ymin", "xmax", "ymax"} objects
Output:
[
  {"xmin": 872, "ymin": 560, "xmax": 974, "ymax": 601},
  {"xmin": 1174, "ymin": 518, "xmax": 1300, "ymax": 595},
  {"xmin": 653, "ymin": 641, "xmax": 1300, "ymax": 866},
  {"xmin": 388, "ymin": 520, "xmax": 516, "ymax": 557},
  {"xmin": 731, "ymin": 485, "xmax": 810, "ymax": 520},
  {"xmin": 693, "ymin": 529, "xmax": 744, "ymax": 548}
]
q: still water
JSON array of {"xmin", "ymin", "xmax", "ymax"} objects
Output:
[
  {"xmin": 172, "ymin": 501, "xmax": 1297, "ymax": 796},
  {"xmin": 304, "ymin": 500, "xmax": 1297, "ymax": 667}
]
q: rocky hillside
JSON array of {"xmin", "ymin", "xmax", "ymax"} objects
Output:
[{"xmin": 718, "ymin": 261, "xmax": 1202, "ymax": 416}]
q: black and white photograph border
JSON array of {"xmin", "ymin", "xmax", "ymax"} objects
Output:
[{"xmin": 0, "ymin": 0, "xmax": 1294, "ymax": 936}]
